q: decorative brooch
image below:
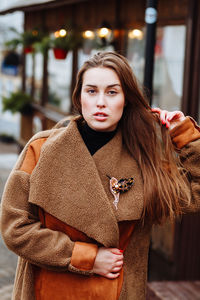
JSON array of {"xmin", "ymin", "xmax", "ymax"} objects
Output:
[{"xmin": 107, "ymin": 175, "xmax": 134, "ymax": 209}]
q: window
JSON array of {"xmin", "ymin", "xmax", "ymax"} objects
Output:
[
  {"xmin": 152, "ymin": 26, "xmax": 186, "ymax": 111},
  {"xmin": 126, "ymin": 25, "xmax": 186, "ymax": 112},
  {"xmin": 126, "ymin": 28, "xmax": 145, "ymax": 84},
  {"xmin": 47, "ymin": 49, "xmax": 72, "ymax": 113}
]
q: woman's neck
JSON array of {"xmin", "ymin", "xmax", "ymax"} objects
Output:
[{"xmin": 78, "ymin": 121, "xmax": 117, "ymax": 155}]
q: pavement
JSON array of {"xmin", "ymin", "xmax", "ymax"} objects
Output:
[{"xmin": 0, "ymin": 141, "xmax": 19, "ymax": 300}]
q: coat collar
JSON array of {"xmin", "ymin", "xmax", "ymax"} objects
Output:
[{"xmin": 29, "ymin": 118, "xmax": 144, "ymax": 247}]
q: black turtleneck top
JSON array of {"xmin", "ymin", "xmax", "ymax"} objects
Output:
[{"xmin": 78, "ymin": 122, "xmax": 117, "ymax": 156}]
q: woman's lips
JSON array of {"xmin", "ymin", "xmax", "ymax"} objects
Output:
[{"xmin": 93, "ymin": 112, "xmax": 108, "ymax": 121}]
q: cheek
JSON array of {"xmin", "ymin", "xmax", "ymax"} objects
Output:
[
  {"xmin": 80, "ymin": 93, "xmax": 86, "ymax": 109},
  {"xmin": 114, "ymin": 98, "xmax": 125, "ymax": 116},
  {"xmin": 80, "ymin": 94, "xmax": 92, "ymax": 116}
]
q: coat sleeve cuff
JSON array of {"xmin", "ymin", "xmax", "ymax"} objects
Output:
[
  {"xmin": 68, "ymin": 241, "xmax": 98, "ymax": 275},
  {"xmin": 170, "ymin": 117, "xmax": 200, "ymax": 149}
]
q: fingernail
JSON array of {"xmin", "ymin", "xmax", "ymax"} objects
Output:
[
  {"xmin": 119, "ymin": 250, "xmax": 124, "ymax": 253},
  {"xmin": 162, "ymin": 120, "xmax": 165, "ymax": 125}
]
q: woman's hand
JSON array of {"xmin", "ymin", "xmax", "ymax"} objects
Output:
[
  {"xmin": 93, "ymin": 247, "xmax": 124, "ymax": 279},
  {"xmin": 152, "ymin": 108, "xmax": 186, "ymax": 130}
]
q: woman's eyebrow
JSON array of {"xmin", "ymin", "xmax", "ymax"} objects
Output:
[
  {"xmin": 107, "ymin": 84, "xmax": 121, "ymax": 88},
  {"xmin": 83, "ymin": 84, "xmax": 121, "ymax": 88},
  {"xmin": 84, "ymin": 84, "xmax": 97, "ymax": 88}
]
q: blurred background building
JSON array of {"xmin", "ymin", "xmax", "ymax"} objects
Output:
[
  {"xmin": 0, "ymin": 0, "xmax": 23, "ymax": 139},
  {"xmin": 0, "ymin": 0, "xmax": 200, "ymax": 296}
]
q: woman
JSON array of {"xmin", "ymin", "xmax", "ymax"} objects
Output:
[{"xmin": 1, "ymin": 51, "xmax": 200, "ymax": 300}]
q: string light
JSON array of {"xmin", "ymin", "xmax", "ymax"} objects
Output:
[
  {"xmin": 54, "ymin": 29, "xmax": 67, "ymax": 38},
  {"xmin": 83, "ymin": 30, "xmax": 95, "ymax": 39},
  {"xmin": 32, "ymin": 30, "xmax": 38, "ymax": 36},
  {"xmin": 54, "ymin": 31, "xmax": 60, "ymax": 38},
  {"xmin": 128, "ymin": 29, "xmax": 143, "ymax": 40},
  {"xmin": 97, "ymin": 27, "xmax": 111, "ymax": 38},
  {"xmin": 59, "ymin": 29, "xmax": 67, "ymax": 37}
]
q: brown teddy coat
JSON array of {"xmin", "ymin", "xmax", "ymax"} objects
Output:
[{"xmin": 1, "ymin": 116, "xmax": 200, "ymax": 300}]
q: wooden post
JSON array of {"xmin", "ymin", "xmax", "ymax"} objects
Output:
[
  {"xmin": 30, "ymin": 52, "xmax": 35, "ymax": 98},
  {"xmin": 70, "ymin": 48, "xmax": 78, "ymax": 113},
  {"xmin": 19, "ymin": 113, "xmax": 33, "ymax": 148},
  {"xmin": 41, "ymin": 50, "xmax": 48, "ymax": 107},
  {"xmin": 22, "ymin": 52, "xmax": 26, "ymax": 92}
]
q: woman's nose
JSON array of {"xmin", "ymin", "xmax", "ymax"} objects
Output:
[{"xmin": 96, "ymin": 93, "xmax": 106, "ymax": 107}]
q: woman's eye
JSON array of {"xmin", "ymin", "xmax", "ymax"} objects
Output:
[
  {"xmin": 87, "ymin": 89, "xmax": 96, "ymax": 94},
  {"xmin": 108, "ymin": 90, "xmax": 117, "ymax": 95}
]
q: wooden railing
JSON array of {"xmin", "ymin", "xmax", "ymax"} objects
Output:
[{"xmin": 19, "ymin": 103, "xmax": 69, "ymax": 149}]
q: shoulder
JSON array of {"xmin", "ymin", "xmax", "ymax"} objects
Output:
[
  {"xmin": 16, "ymin": 127, "xmax": 67, "ymax": 174},
  {"xmin": 18, "ymin": 129, "xmax": 57, "ymax": 174},
  {"xmin": 27, "ymin": 114, "xmax": 77, "ymax": 149},
  {"xmin": 16, "ymin": 115, "xmax": 80, "ymax": 173}
]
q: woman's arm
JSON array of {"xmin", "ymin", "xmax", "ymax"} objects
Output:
[
  {"xmin": 152, "ymin": 108, "xmax": 200, "ymax": 212},
  {"xmin": 170, "ymin": 117, "xmax": 200, "ymax": 212}
]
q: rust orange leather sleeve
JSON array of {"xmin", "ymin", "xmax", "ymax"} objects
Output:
[
  {"xmin": 170, "ymin": 117, "xmax": 200, "ymax": 149},
  {"xmin": 70, "ymin": 242, "xmax": 98, "ymax": 272}
]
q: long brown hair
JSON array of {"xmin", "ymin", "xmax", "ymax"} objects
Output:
[{"xmin": 72, "ymin": 51, "xmax": 191, "ymax": 225}]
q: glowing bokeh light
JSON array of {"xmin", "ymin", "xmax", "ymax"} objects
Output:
[
  {"xmin": 98, "ymin": 27, "xmax": 111, "ymax": 38},
  {"xmin": 83, "ymin": 30, "xmax": 95, "ymax": 39},
  {"xmin": 59, "ymin": 29, "xmax": 67, "ymax": 37},
  {"xmin": 128, "ymin": 29, "xmax": 143, "ymax": 40}
]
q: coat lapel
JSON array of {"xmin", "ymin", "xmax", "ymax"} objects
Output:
[
  {"xmin": 29, "ymin": 118, "xmax": 144, "ymax": 247},
  {"xmin": 29, "ymin": 119, "xmax": 119, "ymax": 247},
  {"xmin": 93, "ymin": 129, "xmax": 144, "ymax": 222}
]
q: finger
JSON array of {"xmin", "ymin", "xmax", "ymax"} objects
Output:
[
  {"xmin": 165, "ymin": 112, "xmax": 176, "ymax": 128},
  {"xmin": 110, "ymin": 248, "xmax": 123, "ymax": 255},
  {"xmin": 115, "ymin": 260, "xmax": 124, "ymax": 267},
  {"xmin": 106, "ymin": 272, "xmax": 120, "ymax": 279},
  {"xmin": 112, "ymin": 266, "xmax": 122, "ymax": 272},
  {"xmin": 164, "ymin": 113, "xmax": 174, "ymax": 128},
  {"xmin": 160, "ymin": 110, "xmax": 167, "ymax": 124},
  {"xmin": 167, "ymin": 111, "xmax": 184, "ymax": 121},
  {"xmin": 114, "ymin": 254, "xmax": 124, "ymax": 262},
  {"xmin": 166, "ymin": 112, "xmax": 186, "ymax": 129},
  {"xmin": 110, "ymin": 262, "xmax": 123, "ymax": 271},
  {"xmin": 110, "ymin": 250, "xmax": 123, "ymax": 260},
  {"xmin": 112, "ymin": 261, "xmax": 123, "ymax": 270},
  {"xmin": 151, "ymin": 107, "xmax": 161, "ymax": 114}
]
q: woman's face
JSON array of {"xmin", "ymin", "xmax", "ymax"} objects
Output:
[{"xmin": 80, "ymin": 67, "xmax": 125, "ymax": 132}]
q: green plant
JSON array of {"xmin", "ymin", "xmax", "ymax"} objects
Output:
[
  {"xmin": 51, "ymin": 36, "xmax": 71, "ymax": 51},
  {"xmin": 5, "ymin": 27, "xmax": 43, "ymax": 50},
  {"xmin": 2, "ymin": 91, "xmax": 33, "ymax": 114},
  {"xmin": 33, "ymin": 36, "xmax": 51, "ymax": 54},
  {"xmin": 48, "ymin": 91, "xmax": 61, "ymax": 106},
  {"xmin": 51, "ymin": 30, "xmax": 83, "ymax": 51}
]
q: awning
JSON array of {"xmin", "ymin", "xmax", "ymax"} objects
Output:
[{"xmin": 0, "ymin": 0, "xmax": 88, "ymax": 15}]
